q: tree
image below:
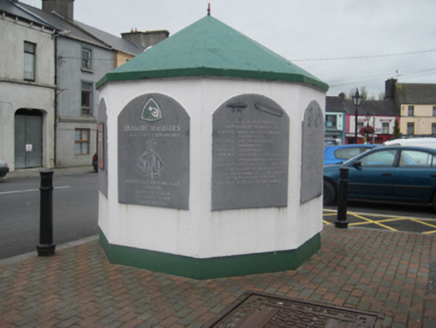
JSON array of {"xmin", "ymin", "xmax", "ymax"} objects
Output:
[
  {"xmin": 392, "ymin": 118, "xmax": 402, "ymax": 139},
  {"xmin": 349, "ymin": 87, "xmax": 368, "ymax": 100}
]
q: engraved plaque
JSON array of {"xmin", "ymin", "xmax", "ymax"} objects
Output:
[
  {"xmin": 300, "ymin": 101, "xmax": 324, "ymax": 204},
  {"xmin": 97, "ymin": 99, "xmax": 108, "ymax": 198},
  {"xmin": 118, "ymin": 93, "xmax": 189, "ymax": 209},
  {"xmin": 212, "ymin": 94, "xmax": 289, "ymax": 211}
]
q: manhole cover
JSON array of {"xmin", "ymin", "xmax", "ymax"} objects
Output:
[{"xmin": 208, "ymin": 292, "xmax": 383, "ymax": 327}]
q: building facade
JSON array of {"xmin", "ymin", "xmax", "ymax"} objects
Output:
[
  {"xmin": 0, "ymin": 0, "xmax": 56, "ymax": 170},
  {"xmin": 326, "ymin": 93, "xmax": 399, "ymax": 145},
  {"xmin": 392, "ymin": 82, "xmax": 436, "ymax": 138},
  {"xmin": 1, "ymin": 0, "xmax": 168, "ymax": 170}
]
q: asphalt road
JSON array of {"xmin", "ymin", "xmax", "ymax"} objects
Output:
[
  {"xmin": 1, "ymin": 166, "xmax": 435, "ymax": 260},
  {"xmin": 0, "ymin": 167, "xmax": 98, "ymax": 260}
]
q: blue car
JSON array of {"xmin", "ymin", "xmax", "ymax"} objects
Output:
[
  {"xmin": 324, "ymin": 144, "xmax": 378, "ymax": 165},
  {"xmin": 323, "ymin": 146, "xmax": 436, "ymax": 210}
]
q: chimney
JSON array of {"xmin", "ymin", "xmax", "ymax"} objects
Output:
[
  {"xmin": 121, "ymin": 30, "xmax": 169, "ymax": 49},
  {"xmin": 384, "ymin": 78, "xmax": 397, "ymax": 100},
  {"xmin": 42, "ymin": 0, "xmax": 74, "ymax": 21}
]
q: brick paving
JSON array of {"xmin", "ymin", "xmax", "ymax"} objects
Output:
[{"xmin": 0, "ymin": 226, "xmax": 435, "ymax": 327}]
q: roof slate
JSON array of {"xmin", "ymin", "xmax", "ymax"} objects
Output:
[
  {"xmin": 98, "ymin": 15, "xmax": 328, "ymax": 90},
  {"xmin": 4, "ymin": 0, "xmax": 143, "ymax": 55},
  {"xmin": 0, "ymin": 0, "xmax": 55, "ymax": 29},
  {"xmin": 326, "ymin": 96, "xmax": 399, "ymax": 116},
  {"xmin": 396, "ymin": 83, "xmax": 436, "ymax": 105}
]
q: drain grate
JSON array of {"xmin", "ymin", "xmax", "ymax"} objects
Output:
[{"xmin": 208, "ymin": 293, "xmax": 383, "ymax": 327}]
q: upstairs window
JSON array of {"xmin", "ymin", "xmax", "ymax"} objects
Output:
[
  {"xmin": 81, "ymin": 48, "xmax": 92, "ymax": 70},
  {"xmin": 382, "ymin": 122, "xmax": 389, "ymax": 134},
  {"xmin": 433, "ymin": 106, "xmax": 436, "ymax": 117},
  {"xmin": 24, "ymin": 42, "xmax": 36, "ymax": 81},
  {"xmin": 81, "ymin": 82, "xmax": 93, "ymax": 115},
  {"xmin": 408, "ymin": 106, "xmax": 414, "ymax": 116}
]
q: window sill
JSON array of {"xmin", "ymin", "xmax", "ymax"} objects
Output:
[{"xmin": 81, "ymin": 68, "xmax": 93, "ymax": 74}]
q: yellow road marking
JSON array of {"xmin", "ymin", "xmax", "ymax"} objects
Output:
[
  {"xmin": 350, "ymin": 213, "xmax": 398, "ymax": 231},
  {"xmin": 323, "ymin": 209, "xmax": 436, "ymax": 233}
]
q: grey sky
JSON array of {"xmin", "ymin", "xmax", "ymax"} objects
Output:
[{"xmin": 20, "ymin": 0, "xmax": 436, "ymax": 98}]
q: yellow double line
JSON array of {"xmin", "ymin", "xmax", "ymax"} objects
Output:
[{"xmin": 323, "ymin": 210, "xmax": 436, "ymax": 234}]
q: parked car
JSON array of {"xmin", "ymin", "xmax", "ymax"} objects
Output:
[
  {"xmin": 92, "ymin": 153, "xmax": 98, "ymax": 172},
  {"xmin": 324, "ymin": 144, "xmax": 378, "ymax": 165},
  {"xmin": 323, "ymin": 146, "xmax": 436, "ymax": 210},
  {"xmin": 0, "ymin": 159, "xmax": 9, "ymax": 178},
  {"xmin": 383, "ymin": 137, "xmax": 436, "ymax": 149}
]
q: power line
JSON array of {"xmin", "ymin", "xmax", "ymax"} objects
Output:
[{"xmin": 292, "ymin": 49, "xmax": 436, "ymax": 62}]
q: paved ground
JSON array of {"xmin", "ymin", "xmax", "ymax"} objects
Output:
[{"xmin": 1, "ymin": 226, "xmax": 435, "ymax": 327}]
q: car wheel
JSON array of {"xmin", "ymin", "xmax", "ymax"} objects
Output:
[{"xmin": 323, "ymin": 180, "xmax": 336, "ymax": 206}]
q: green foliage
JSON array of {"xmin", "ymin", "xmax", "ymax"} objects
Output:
[{"xmin": 392, "ymin": 118, "xmax": 402, "ymax": 139}]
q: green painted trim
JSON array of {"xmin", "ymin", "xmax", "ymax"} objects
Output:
[
  {"xmin": 99, "ymin": 229, "xmax": 321, "ymax": 279},
  {"xmin": 97, "ymin": 68, "xmax": 328, "ymax": 91}
]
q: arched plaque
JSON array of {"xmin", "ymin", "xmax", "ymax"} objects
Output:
[
  {"xmin": 300, "ymin": 101, "xmax": 324, "ymax": 204},
  {"xmin": 212, "ymin": 94, "xmax": 289, "ymax": 211},
  {"xmin": 118, "ymin": 94, "xmax": 190, "ymax": 210}
]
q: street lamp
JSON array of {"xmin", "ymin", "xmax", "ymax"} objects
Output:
[
  {"xmin": 366, "ymin": 112, "xmax": 370, "ymax": 144},
  {"xmin": 352, "ymin": 90, "xmax": 363, "ymax": 144}
]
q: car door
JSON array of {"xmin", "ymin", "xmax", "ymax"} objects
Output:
[
  {"xmin": 347, "ymin": 148, "xmax": 398, "ymax": 199},
  {"xmin": 393, "ymin": 149, "xmax": 436, "ymax": 202}
]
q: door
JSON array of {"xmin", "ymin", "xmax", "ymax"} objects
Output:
[
  {"xmin": 394, "ymin": 149, "xmax": 436, "ymax": 202},
  {"xmin": 347, "ymin": 148, "xmax": 398, "ymax": 199},
  {"xmin": 14, "ymin": 110, "xmax": 43, "ymax": 169}
]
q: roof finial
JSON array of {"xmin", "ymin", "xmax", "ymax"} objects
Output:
[{"xmin": 207, "ymin": 3, "xmax": 211, "ymax": 16}]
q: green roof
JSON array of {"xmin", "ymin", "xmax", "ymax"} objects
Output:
[{"xmin": 97, "ymin": 15, "xmax": 328, "ymax": 91}]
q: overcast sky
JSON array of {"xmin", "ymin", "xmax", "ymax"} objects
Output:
[{"xmin": 20, "ymin": 0, "xmax": 436, "ymax": 98}]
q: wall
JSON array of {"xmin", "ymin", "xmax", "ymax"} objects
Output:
[
  {"xmin": 114, "ymin": 51, "xmax": 135, "ymax": 69},
  {"xmin": 400, "ymin": 104, "xmax": 436, "ymax": 136},
  {"xmin": 99, "ymin": 77, "xmax": 325, "ymax": 259},
  {"xmin": 0, "ymin": 14, "xmax": 55, "ymax": 170},
  {"xmin": 55, "ymin": 37, "xmax": 113, "ymax": 167}
]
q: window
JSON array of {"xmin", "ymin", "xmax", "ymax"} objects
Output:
[
  {"xmin": 357, "ymin": 122, "xmax": 364, "ymax": 131},
  {"xmin": 408, "ymin": 106, "xmax": 414, "ymax": 116},
  {"xmin": 81, "ymin": 82, "xmax": 93, "ymax": 115},
  {"xmin": 432, "ymin": 123, "xmax": 436, "ymax": 135},
  {"xmin": 24, "ymin": 42, "xmax": 36, "ymax": 81},
  {"xmin": 399, "ymin": 150, "xmax": 433, "ymax": 168},
  {"xmin": 81, "ymin": 48, "xmax": 92, "ymax": 70},
  {"xmin": 75, "ymin": 129, "xmax": 90, "ymax": 155},
  {"xmin": 433, "ymin": 106, "xmax": 436, "ymax": 117},
  {"xmin": 407, "ymin": 122, "xmax": 414, "ymax": 135},
  {"xmin": 326, "ymin": 114, "xmax": 337, "ymax": 129},
  {"xmin": 382, "ymin": 122, "xmax": 389, "ymax": 134},
  {"xmin": 360, "ymin": 150, "xmax": 397, "ymax": 167}
]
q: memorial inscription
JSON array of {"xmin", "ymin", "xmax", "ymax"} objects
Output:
[
  {"xmin": 212, "ymin": 94, "xmax": 289, "ymax": 211},
  {"xmin": 118, "ymin": 94, "xmax": 189, "ymax": 210},
  {"xmin": 300, "ymin": 101, "xmax": 324, "ymax": 204}
]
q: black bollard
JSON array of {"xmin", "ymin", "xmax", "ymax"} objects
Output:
[
  {"xmin": 37, "ymin": 170, "xmax": 56, "ymax": 256},
  {"xmin": 335, "ymin": 166, "xmax": 349, "ymax": 229}
]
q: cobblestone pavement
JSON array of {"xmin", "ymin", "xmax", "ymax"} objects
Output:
[{"xmin": 1, "ymin": 226, "xmax": 435, "ymax": 327}]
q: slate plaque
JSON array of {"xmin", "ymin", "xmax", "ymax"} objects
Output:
[
  {"xmin": 118, "ymin": 93, "xmax": 189, "ymax": 209},
  {"xmin": 97, "ymin": 99, "xmax": 108, "ymax": 198},
  {"xmin": 212, "ymin": 94, "xmax": 289, "ymax": 211},
  {"xmin": 300, "ymin": 100, "xmax": 324, "ymax": 204}
]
